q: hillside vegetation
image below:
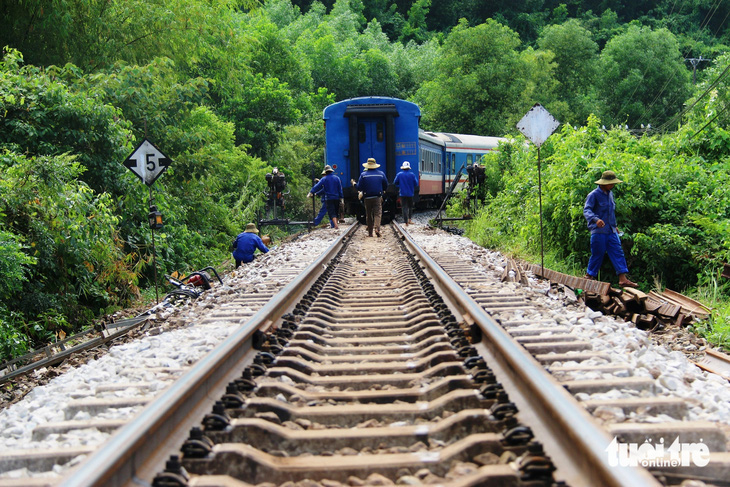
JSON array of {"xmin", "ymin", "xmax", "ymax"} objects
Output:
[{"xmin": 1, "ymin": 0, "xmax": 730, "ymax": 358}]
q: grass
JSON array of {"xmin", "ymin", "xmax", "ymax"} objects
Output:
[{"xmin": 687, "ymin": 280, "xmax": 730, "ymax": 351}]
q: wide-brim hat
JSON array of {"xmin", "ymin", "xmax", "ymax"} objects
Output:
[
  {"xmin": 595, "ymin": 170, "xmax": 623, "ymax": 185},
  {"xmin": 400, "ymin": 161, "xmax": 411, "ymax": 170},
  {"xmin": 363, "ymin": 157, "xmax": 380, "ymax": 169},
  {"xmin": 244, "ymin": 223, "xmax": 259, "ymax": 234},
  {"xmin": 322, "ymin": 165, "xmax": 334, "ymax": 175}
]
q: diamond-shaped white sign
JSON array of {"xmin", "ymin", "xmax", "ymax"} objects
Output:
[
  {"xmin": 123, "ymin": 139, "xmax": 172, "ymax": 186},
  {"xmin": 516, "ymin": 104, "xmax": 560, "ymax": 148}
]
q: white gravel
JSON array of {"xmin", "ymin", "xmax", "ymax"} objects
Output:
[
  {"xmin": 3, "ymin": 211, "xmax": 730, "ymax": 481},
  {"xmin": 0, "ymin": 227, "xmax": 344, "ymax": 479},
  {"xmin": 406, "ymin": 212, "xmax": 730, "ymax": 433}
]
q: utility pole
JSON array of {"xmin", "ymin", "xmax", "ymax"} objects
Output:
[{"xmin": 686, "ymin": 56, "xmax": 710, "ymax": 84}]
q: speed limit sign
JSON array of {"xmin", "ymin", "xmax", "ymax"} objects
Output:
[{"xmin": 123, "ymin": 138, "xmax": 172, "ymax": 186}]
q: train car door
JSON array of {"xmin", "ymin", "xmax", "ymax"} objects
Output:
[{"xmin": 358, "ymin": 119, "xmax": 387, "ymax": 176}]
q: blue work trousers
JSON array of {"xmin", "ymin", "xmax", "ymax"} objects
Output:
[
  {"xmin": 313, "ymin": 201, "xmax": 329, "ymax": 226},
  {"xmin": 587, "ymin": 233, "xmax": 629, "ymax": 277},
  {"xmin": 401, "ymin": 196, "xmax": 414, "ymax": 223}
]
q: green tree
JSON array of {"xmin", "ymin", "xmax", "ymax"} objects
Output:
[
  {"xmin": 239, "ymin": 14, "xmax": 313, "ymax": 94},
  {"xmin": 597, "ymin": 24, "xmax": 692, "ymax": 128},
  {"xmin": 516, "ymin": 46, "xmax": 565, "ymax": 128},
  {"xmin": 537, "ymin": 19, "xmax": 600, "ymax": 125},
  {"xmin": 414, "ymin": 19, "xmax": 529, "ymax": 136},
  {"xmin": 0, "ymin": 49, "xmax": 133, "ymax": 197},
  {"xmin": 75, "ymin": 57, "xmax": 267, "ymax": 274},
  {"xmin": 1, "ymin": 150, "xmax": 137, "ymax": 327},
  {"xmin": 400, "ymin": 0, "xmax": 431, "ymax": 44},
  {"xmin": 0, "ymin": 0, "xmax": 260, "ymax": 70},
  {"xmin": 678, "ymin": 52, "xmax": 730, "ymax": 160},
  {"xmin": 0, "ymin": 228, "xmax": 36, "ymax": 301},
  {"xmin": 582, "ymin": 9, "xmax": 622, "ymax": 49},
  {"xmin": 361, "ymin": 0, "xmax": 405, "ymax": 40}
]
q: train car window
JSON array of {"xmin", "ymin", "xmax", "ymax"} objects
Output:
[
  {"xmin": 376, "ymin": 123, "xmax": 384, "ymax": 142},
  {"xmin": 451, "ymin": 154, "xmax": 455, "ymax": 172},
  {"xmin": 359, "ymin": 123, "xmax": 366, "ymax": 144},
  {"xmin": 467, "ymin": 154, "xmax": 473, "ymax": 165}
]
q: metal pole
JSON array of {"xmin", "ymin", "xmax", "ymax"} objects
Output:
[
  {"xmin": 311, "ymin": 161, "xmax": 316, "ymax": 230},
  {"xmin": 149, "ymin": 186, "xmax": 159, "ymax": 304},
  {"xmin": 537, "ymin": 147, "xmax": 544, "ymax": 276}
]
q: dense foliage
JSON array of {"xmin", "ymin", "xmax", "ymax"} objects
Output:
[
  {"xmin": 462, "ymin": 54, "xmax": 730, "ymax": 344},
  {"xmin": 1, "ymin": 0, "xmax": 730, "ymax": 358}
]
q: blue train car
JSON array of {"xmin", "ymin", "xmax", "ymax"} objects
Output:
[
  {"xmin": 323, "ymin": 96, "xmax": 505, "ymax": 221},
  {"xmin": 423, "ymin": 131, "xmax": 504, "ymax": 198},
  {"xmin": 323, "ymin": 97, "xmax": 420, "ymax": 221}
]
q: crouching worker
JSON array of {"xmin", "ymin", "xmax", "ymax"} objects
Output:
[{"xmin": 232, "ymin": 223, "xmax": 269, "ymax": 268}]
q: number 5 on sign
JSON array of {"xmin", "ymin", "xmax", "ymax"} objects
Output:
[{"xmin": 123, "ymin": 139, "xmax": 172, "ymax": 186}]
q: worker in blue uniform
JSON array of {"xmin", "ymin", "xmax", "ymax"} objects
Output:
[
  {"xmin": 232, "ymin": 223, "xmax": 269, "ymax": 268},
  {"xmin": 583, "ymin": 170, "xmax": 637, "ymax": 288},
  {"xmin": 308, "ymin": 165, "xmax": 343, "ymax": 229},
  {"xmin": 393, "ymin": 160, "xmax": 419, "ymax": 225},
  {"xmin": 357, "ymin": 157, "xmax": 388, "ymax": 237},
  {"xmin": 311, "ymin": 174, "xmax": 330, "ymax": 228}
]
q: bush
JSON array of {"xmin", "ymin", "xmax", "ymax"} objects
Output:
[{"xmin": 466, "ymin": 113, "xmax": 730, "ymax": 291}]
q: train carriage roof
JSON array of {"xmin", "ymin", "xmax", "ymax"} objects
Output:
[
  {"xmin": 324, "ymin": 96, "xmax": 421, "ymax": 119},
  {"xmin": 421, "ymin": 131, "xmax": 506, "ymax": 150}
]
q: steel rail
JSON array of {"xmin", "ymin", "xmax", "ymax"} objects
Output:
[
  {"xmin": 58, "ymin": 223, "xmax": 357, "ymax": 487},
  {"xmin": 395, "ymin": 222, "xmax": 661, "ymax": 487},
  {"xmin": 0, "ymin": 316, "xmax": 149, "ymax": 384}
]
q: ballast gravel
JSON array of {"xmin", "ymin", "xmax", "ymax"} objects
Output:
[
  {"xmin": 406, "ymin": 214, "xmax": 730, "ymax": 444},
  {"xmin": 0, "ymin": 228, "xmax": 345, "ymax": 480},
  {"xmin": 2, "ymin": 213, "xmax": 730, "ymax": 482}
]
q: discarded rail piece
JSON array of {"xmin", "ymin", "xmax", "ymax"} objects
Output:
[{"xmin": 524, "ymin": 263, "xmax": 711, "ymax": 329}]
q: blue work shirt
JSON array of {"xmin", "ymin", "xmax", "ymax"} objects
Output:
[
  {"xmin": 357, "ymin": 169, "xmax": 388, "ymax": 197},
  {"xmin": 310, "ymin": 174, "xmax": 343, "ymax": 201},
  {"xmin": 313, "ymin": 185, "xmax": 326, "ymax": 203},
  {"xmin": 393, "ymin": 170, "xmax": 419, "ymax": 197},
  {"xmin": 584, "ymin": 186, "xmax": 618, "ymax": 235},
  {"xmin": 232, "ymin": 232, "xmax": 269, "ymax": 263}
]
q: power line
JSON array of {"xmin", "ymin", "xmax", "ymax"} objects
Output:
[
  {"xmin": 691, "ymin": 101, "xmax": 730, "ymax": 138},
  {"xmin": 632, "ymin": 1, "xmax": 726, "ymax": 127},
  {"xmin": 650, "ymin": 4, "xmax": 730, "ymax": 135},
  {"xmin": 656, "ymin": 61, "xmax": 730, "ymax": 133}
]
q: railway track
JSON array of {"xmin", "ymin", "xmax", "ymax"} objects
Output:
[
  {"xmin": 1, "ymin": 220, "xmax": 729, "ymax": 486},
  {"xmin": 408, "ymin": 224, "xmax": 730, "ymax": 486}
]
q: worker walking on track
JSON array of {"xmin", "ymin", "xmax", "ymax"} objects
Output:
[
  {"xmin": 308, "ymin": 165, "xmax": 343, "ymax": 229},
  {"xmin": 583, "ymin": 170, "xmax": 637, "ymax": 288},
  {"xmin": 311, "ymin": 171, "xmax": 333, "ymax": 228},
  {"xmin": 357, "ymin": 158, "xmax": 388, "ymax": 237},
  {"xmin": 393, "ymin": 160, "xmax": 418, "ymax": 225}
]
